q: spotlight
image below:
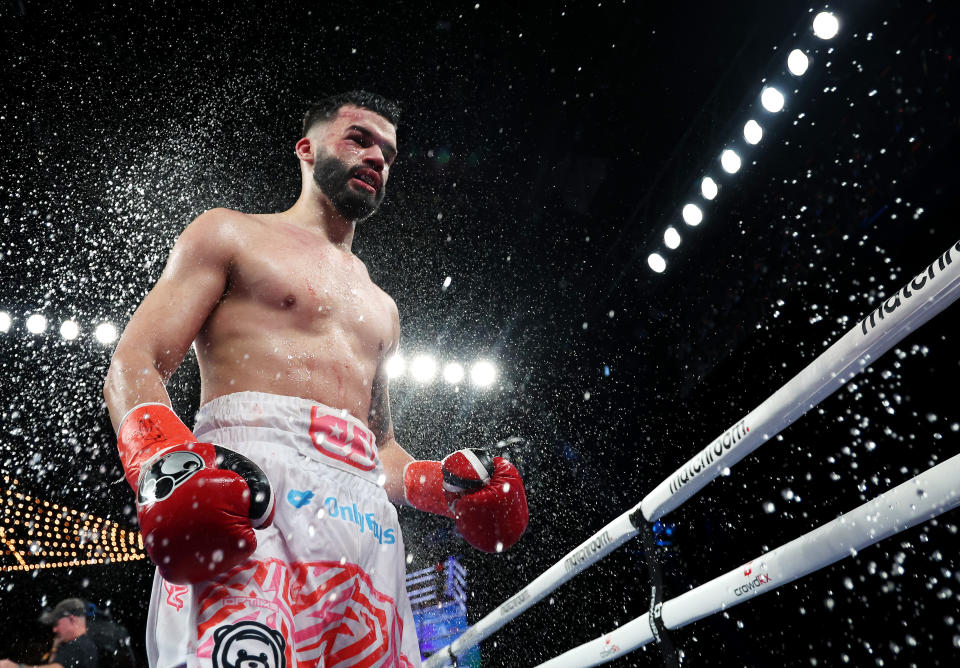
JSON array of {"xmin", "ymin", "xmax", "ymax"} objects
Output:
[
  {"xmin": 59, "ymin": 320, "xmax": 80, "ymax": 341},
  {"xmin": 470, "ymin": 360, "xmax": 497, "ymax": 388},
  {"xmin": 664, "ymin": 227, "xmax": 681, "ymax": 250},
  {"xmin": 720, "ymin": 149, "xmax": 742, "ymax": 174},
  {"xmin": 443, "ymin": 361, "xmax": 465, "ymax": 384},
  {"xmin": 647, "ymin": 253, "xmax": 666, "ymax": 274},
  {"xmin": 94, "ymin": 323, "xmax": 117, "ymax": 344},
  {"xmin": 701, "ymin": 177, "xmax": 718, "ymax": 200},
  {"xmin": 26, "ymin": 314, "xmax": 47, "ymax": 334},
  {"xmin": 0, "ymin": 311, "xmax": 10, "ymax": 333},
  {"xmin": 682, "ymin": 204, "xmax": 703, "ymax": 226},
  {"xmin": 410, "ymin": 355, "xmax": 437, "ymax": 383},
  {"xmin": 386, "ymin": 354, "xmax": 406, "ymax": 378},
  {"xmin": 787, "ymin": 49, "xmax": 809, "ymax": 76},
  {"xmin": 760, "ymin": 87, "xmax": 785, "ymax": 112},
  {"xmin": 812, "ymin": 11, "xmax": 839, "ymax": 40},
  {"xmin": 744, "ymin": 119, "xmax": 763, "ymax": 145}
]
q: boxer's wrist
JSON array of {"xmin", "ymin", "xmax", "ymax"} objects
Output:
[
  {"xmin": 117, "ymin": 401, "xmax": 172, "ymax": 431},
  {"xmin": 117, "ymin": 403, "xmax": 197, "ymax": 491},
  {"xmin": 403, "ymin": 460, "xmax": 456, "ymax": 518}
]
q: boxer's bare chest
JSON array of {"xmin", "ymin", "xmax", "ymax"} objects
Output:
[{"xmin": 210, "ymin": 220, "xmax": 395, "ymax": 358}]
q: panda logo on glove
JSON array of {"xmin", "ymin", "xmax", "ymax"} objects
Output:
[
  {"xmin": 212, "ymin": 621, "xmax": 287, "ymax": 668},
  {"xmin": 137, "ymin": 451, "xmax": 205, "ymax": 505}
]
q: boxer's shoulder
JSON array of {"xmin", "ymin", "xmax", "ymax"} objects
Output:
[
  {"xmin": 173, "ymin": 208, "xmax": 260, "ymax": 262},
  {"xmin": 187, "ymin": 207, "xmax": 261, "ymax": 240}
]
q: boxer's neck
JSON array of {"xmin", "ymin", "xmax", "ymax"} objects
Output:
[{"xmin": 285, "ymin": 188, "xmax": 357, "ymax": 251}]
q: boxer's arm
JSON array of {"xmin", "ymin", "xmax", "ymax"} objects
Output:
[
  {"xmin": 103, "ymin": 208, "xmax": 236, "ymax": 431},
  {"xmin": 369, "ymin": 303, "xmax": 414, "ymax": 506},
  {"xmin": 371, "ymin": 378, "xmax": 414, "ymax": 506}
]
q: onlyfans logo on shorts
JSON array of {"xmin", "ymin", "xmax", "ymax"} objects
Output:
[
  {"xmin": 563, "ymin": 531, "xmax": 613, "ymax": 573},
  {"xmin": 668, "ymin": 420, "xmax": 750, "ymax": 494},
  {"xmin": 324, "ymin": 497, "xmax": 396, "ymax": 545},
  {"xmin": 859, "ymin": 240, "xmax": 959, "ymax": 335}
]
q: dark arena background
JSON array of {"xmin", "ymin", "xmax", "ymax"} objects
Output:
[{"xmin": 1, "ymin": 1, "xmax": 959, "ymax": 666}]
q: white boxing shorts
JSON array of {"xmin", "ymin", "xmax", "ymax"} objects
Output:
[{"xmin": 145, "ymin": 391, "xmax": 421, "ymax": 668}]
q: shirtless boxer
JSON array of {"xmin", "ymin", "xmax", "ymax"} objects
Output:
[{"xmin": 103, "ymin": 91, "xmax": 528, "ymax": 668}]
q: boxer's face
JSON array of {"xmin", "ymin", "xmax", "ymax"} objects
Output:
[{"xmin": 311, "ymin": 105, "xmax": 397, "ymax": 222}]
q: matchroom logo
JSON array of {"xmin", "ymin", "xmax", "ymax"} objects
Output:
[
  {"xmin": 563, "ymin": 531, "xmax": 613, "ymax": 573},
  {"xmin": 500, "ymin": 588, "xmax": 531, "ymax": 616},
  {"xmin": 668, "ymin": 419, "xmax": 750, "ymax": 494},
  {"xmin": 859, "ymin": 239, "xmax": 960, "ymax": 336}
]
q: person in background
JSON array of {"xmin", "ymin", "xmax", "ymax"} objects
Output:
[{"xmin": 0, "ymin": 598, "xmax": 99, "ymax": 668}]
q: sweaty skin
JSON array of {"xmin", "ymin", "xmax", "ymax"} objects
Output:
[{"xmin": 103, "ymin": 105, "xmax": 413, "ymax": 504}]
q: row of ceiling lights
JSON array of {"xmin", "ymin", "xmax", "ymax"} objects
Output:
[
  {"xmin": 647, "ymin": 11, "xmax": 841, "ymax": 274},
  {"xmin": 0, "ymin": 310, "xmax": 118, "ymax": 343},
  {"xmin": 0, "ymin": 310, "xmax": 500, "ymax": 388},
  {"xmin": 386, "ymin": 354, "xmax": 498, "ymax": 388}
]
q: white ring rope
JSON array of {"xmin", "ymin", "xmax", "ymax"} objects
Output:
[
  {"xmin": 641, "ymin": 239, "xmax": 960, "ymax": 522},
  {"xmin": 537, "ymin": 450, "xmax": 960, "ymax": 667},
  {"xmin": 425, "ymin": 510, "xmax": 643, "ymax": 667},
  {"xmin": 423, "ymin": 239, "xmax": 960, "ymax": 668}
]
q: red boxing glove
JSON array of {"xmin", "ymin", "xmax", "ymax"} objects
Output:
[
  {"xmin": 404, "ymin": 449, "xmax": 528, "ymax": 553},
  {"xmin": 117, "ymin": 403, "xmax": 275, "ymax": 584}
]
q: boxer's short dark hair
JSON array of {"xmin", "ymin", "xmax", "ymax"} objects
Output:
[{"xmin": 302, "ymin": 91, "xmax": 401, "ymax": 136}]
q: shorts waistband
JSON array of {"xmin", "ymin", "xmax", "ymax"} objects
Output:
[{"xmin": 193, "ymin": 391, "xmax": 382, "ymax": 484}]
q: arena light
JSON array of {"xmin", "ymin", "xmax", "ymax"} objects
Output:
[
  {"xmin": 59, "ymin": 320, "xmax": 80, "ymax": 341},
  {"xmin": 720, "ymin": 149, "xmax": 742, "ymax": 174},
  {"xmin": 0, "ymin": 475, "xmax": 146, "ymax": 573},
  {"xmin": 681, "ymin": 203, "xmax": 703, "ymax": 226},
  {"xmin": 0, "ymin": 311, "xmax": 10, "ymax": 333},
  {"xmin": 760, "ymin": 86, "xmax": 785, "ymax": 112},
  {"xmin": 787, "ymin": 49, "xmax": 809, "ymax": 76},
  {"xmin": 647, "ymin": 252, "xmax": 666, "ymax": 274},
  {"xmin": 470, "ymin": 360, "xmax": 497, "ymax": 388},
  {"xmin": 386, "ymin": 354, "xmax": 406, "ymax": 378},
  {"xmin": 700, "ymin": 177, "xmax": 718, "ymax": 200},
  {"xmin": 410, "ymin": 354, "xmax": 437, "ymax": 383},
  {"xmin": 812, "ymin": 11, "xmax": 839, "ymax": 40},
  {"xmin": 94, "ymin": 322, "xmax": 117, "ymax": 344},
  {"xmin": 443, "ymin": 362, "xmax": 465, "ymax": 384},
  {"xmin": 743, "ymin": 119, "xmax": 763, "ymax": 145},
  {"xmin": 663, "ymin": 227, "xmax": 681, "ymax": 250},
  {"xmin": 26, "ymin": 314, "xmax": 47, "ymax": 334}
]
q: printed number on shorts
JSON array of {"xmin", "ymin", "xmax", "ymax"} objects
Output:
[{"xmin": 308, "ymin": 408, "xmax": 377, "ymax": 471}]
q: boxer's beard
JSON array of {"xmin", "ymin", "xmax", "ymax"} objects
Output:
[{"xmin": 312, "ymin": 149, "xmax": 385, "ymax": 222}]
